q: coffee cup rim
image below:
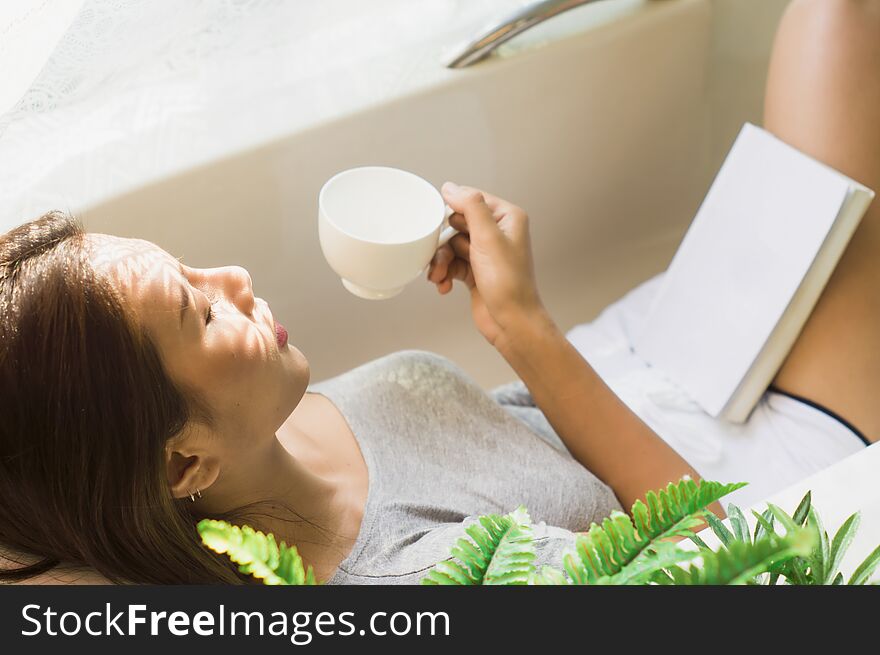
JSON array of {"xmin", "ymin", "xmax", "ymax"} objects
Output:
[{"xmin": 319, "ymin": 166, "xmax": 445, "ymax": 245}]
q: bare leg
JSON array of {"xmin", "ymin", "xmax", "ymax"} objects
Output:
[{"xmin": 767, "ymin": 0, "xmax": 880, "ymax": 441}]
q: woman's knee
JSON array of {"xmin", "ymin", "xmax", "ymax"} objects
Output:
[
  {"xmin": 783, "ymin": 0, "xmax": 880, "ymax": 35},
  {"xmin": 767, "ymin": 0, "xmax": 880, "ymax": 115},
  {"xmin": 764, "ymin": 0, "xmax": 880, "ymax": 182}
]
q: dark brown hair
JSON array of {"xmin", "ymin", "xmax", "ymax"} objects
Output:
[{"xmin": 0, "ymin": 212, "xmax": 246, "ymax": 583}]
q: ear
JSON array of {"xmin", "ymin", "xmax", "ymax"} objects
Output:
[{"xmin": 165, "ymin": 431, "xmax": 221, "ymax": 501}]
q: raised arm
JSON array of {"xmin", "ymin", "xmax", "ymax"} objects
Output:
[{"xmin": 427, "ymin": 183, "xmax": 700, "ymax": 509}]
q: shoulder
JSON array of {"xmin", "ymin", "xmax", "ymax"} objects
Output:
[{"xmin": 312, "ymin": 350, "xmax": 474, "ymax": 392}]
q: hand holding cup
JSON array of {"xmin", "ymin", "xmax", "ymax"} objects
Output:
[{"xmin": 426, "ymin": 182, "xmax": 546, "ymax": 346}]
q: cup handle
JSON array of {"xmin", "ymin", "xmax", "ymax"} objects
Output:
[
  {"xmin": 438, "ymin": 204, "xmax": 459, "ymax": 247},
  {"xmin": 438, "ymin": 225, "xmax": 459, "ymax": 247}
]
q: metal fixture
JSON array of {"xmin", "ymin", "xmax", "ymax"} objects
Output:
[{"xmin": 447, "ymin": 0, "xmax": 610, "ymax": 68}]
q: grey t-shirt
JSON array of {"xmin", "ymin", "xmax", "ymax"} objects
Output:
[{"xmin": 307, "ymin": 350, "xmax": 621, "ymax": 585}]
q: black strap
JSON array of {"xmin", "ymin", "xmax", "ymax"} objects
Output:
[{"xmin": 767, "ymin": 385, "xmax": 871, "ymax": 447}]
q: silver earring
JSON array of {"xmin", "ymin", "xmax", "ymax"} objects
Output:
[{"xmin": 189, "ymin": 489, "xmax": 201, "ymax": 502}]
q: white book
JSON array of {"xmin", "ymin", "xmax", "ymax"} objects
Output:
[{"xmin": 634, "ymin": 123, "xmax": 875, "ymax": 423}]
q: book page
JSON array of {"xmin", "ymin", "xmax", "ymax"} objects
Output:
[{"xmin": 635, "ymin": 123, "xmax": 852, "ymax": 419}]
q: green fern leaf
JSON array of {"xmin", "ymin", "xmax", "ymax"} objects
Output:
[
  {"xmin": 529, "ymin": 565, "xmax": 569, "ymax": 586},
  {"xmin": 727, "ymin": 504, "xmax": 750, "ymax": 543},
  {"xmin": 849, "ymin": 544, "xmax": 880, "ymax": 585},
  {"xmin": 785, "ymin": 558, "xmax": 810, "ymax": 586},
  {"xmin": 751, "ymin": 508, "xmax": 775, "ymax": 543},
  {"xmin": 750, "ymin": 509, "xmax": 777, "ymax": 538},
  {"xmin": 791, "ymin": 491, "xmax": 812, "ymax": 526},
  {"xmin": 688, "ymin": 533, "xmax": 711, "ymax": 550},
  {"xmin": 667, "ymin": 529, "xmax": 814, "ymax": 585},
  {"xmin": 649, "ymin": 570, "xmax": 676, "ymax": 585},
  {"xmin": 705, "ymin": 512, "xmax": 735, "ymax": 547},
  {"xmin": 768, "ymin": 503, "xmax": 799, "ymax": 534},
  {"xmin": 802, "ymin": 508, "xmax": 825, "ymax": 584},
  {"xmin": 748, "ymin": 509, "xmax": 785, "ymax": 584},
  {"xmin": 594, "ymin": 541, "xmax": 700, "ymax": 585},
  {"xmin": 421, "ymin": 506, "xmax": 535, "ymax": 585},
  {"xmin": 812, "ymin": 507, "xmax": 831, "ymax": 583},
  {"xmin": 765, "ymin": 503, "xmax": 818, "ymax": 585},
  {"xmin": 636, "ymin": 479, "xmax": 746, "ymax": 543},
  {"xmin": 826, "ymin": 512, "xmax": 860, "ymax": 585},
  {"xmin": 565, "ymin": 479, "xmax": 745, "ymax": 585},
  {"xmin": 197, "ymin": 519, "xmax": 316, "ymax": 585}
]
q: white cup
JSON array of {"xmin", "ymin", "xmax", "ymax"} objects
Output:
[{"xmin": 318, "ymin": 166, "xmax": 458, "ymax": 300}]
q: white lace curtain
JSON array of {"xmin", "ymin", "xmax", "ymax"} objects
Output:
[{"xmin": 0, "ymin": 0, "xmax": 531, "ymax": 229}]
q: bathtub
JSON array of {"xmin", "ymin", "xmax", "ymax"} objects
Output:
[
  {"xmin": 53, "ymin": 0, "xmax": 783, "ymax": 389},
  {"xmin": 6, "ymin": 0, "xmax": 880, "ymax": 584}
]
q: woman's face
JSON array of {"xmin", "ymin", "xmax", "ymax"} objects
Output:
[{"xmin": 87, "ymin": 234, "xmax": 310, "ymax": 454}]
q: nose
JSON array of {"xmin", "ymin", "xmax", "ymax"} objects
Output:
[{"xmin": 218, "ymin": 265, "xmax": 256, "ymax": 317}]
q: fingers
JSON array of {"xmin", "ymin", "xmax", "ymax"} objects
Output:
[
  {"xmin": 434, "ymin": 182, "xmax": 530, "ymax": 304},
  {"xmin": 476, "ymin": 188, "xmax": 517, "ymax": 214},
  {"xmin": 428, "ymin": 232, "xmax": 471, "ymax": 280},
  {"xmin": 441, "ymin": 182, "xmax": 502, "ymax": 244},
  {"xmin": 427, "ymin": 244, "xmax": 455, "ymax": 283},
  {"xmin": 428, "ymin": 249, "xmax": 474, "ymax": 294},
  {"xmin": 444, "ymin": 258, "xmax": 474, "ymax": 290},
  {"xmin": 444, "ymin": 184, "xmax": 526, "ymax": 244},
  {"xmin": 445, "ymin": 184, "xmax": 519, "ymax": 217},
  {"xmin": 448, "ymin": 232, "xmax": 470, "ymax": 261}
]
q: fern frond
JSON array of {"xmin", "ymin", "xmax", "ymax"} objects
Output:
[
  {"xmin": 564, "ymin": 479, "xmax": 745, "ymax": 584},
  {"xmin": 849, "ymin": 543, "xmax": 880, "ymax": 585},
  {"xmin": 421, "ymin": 506, "xmax": 535, "ymax": 585},
  {"xmin": 529, "ymin": 565, "xmax": 569, "ymax": 586},
  {"xmin": 762, "ymin": 503, "xmax": 863, "ymax": 586},
  {"xmin": 197, "ymin": 519, "xmax": 316, "ymax": 585},
  {"xmin": 688, "ymin": 532, "xmax": 711, "ymax": 550},
  {"xmin": 633, "ymin": 479, "xmax": 747, "ymax": 541},
  {"xmin": 727, "ymin": 504, "xmax": 750, "ymax": 543},
  {"xmin": 826, "ymin": 512, "xmax": 860, "ymax": 585},
  {"xmin": 592, "ymin": 541, "xmax": 700, "ymax": 585},
  {"xmin": 805, "ymin": 507, "xmax": 827, "ymax": 584},
  {"xmin": 751, "ymin": 508, "xmax": 775, "ymax": 544},
  {"xmin": 705, "ymin": 512, "xmax": 735, "ymax": 547},
  {"xmin": 667, "ymin": 529, "xmax": 814, "ymax": 585},
  {"xmin": 791, "ymin": 491, "xmax": 812, "ymax": 526}
]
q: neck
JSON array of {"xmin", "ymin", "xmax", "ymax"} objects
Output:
[{"xmin": 199, "ymin": 426, "xmax": 359, "ymax": 581}]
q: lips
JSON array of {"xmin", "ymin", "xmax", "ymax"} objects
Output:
[{"xmin": 275, "ymin": 320, "xmax": 288, "ymax": 349}]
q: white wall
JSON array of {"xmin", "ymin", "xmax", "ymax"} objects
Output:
[
  {"xmin": 83, "ymin": 0, "xmax": 718, "ymax": 388},
  {"xmin": 75, "ymin": 0, "xmax": 798, "ymax": 390}
]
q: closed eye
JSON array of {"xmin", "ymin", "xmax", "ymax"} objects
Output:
[
  {"xmin": 205, "ymin": 297, "xmax": 217, "ymax": 325},
  {"xmin": 177, "ymin": 260, "xmax": 220, "ymax": 328}
]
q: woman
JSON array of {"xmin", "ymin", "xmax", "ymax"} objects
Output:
[{"xmin": 1, "ymin": 0, "xmax": 877, "ymax": 585}]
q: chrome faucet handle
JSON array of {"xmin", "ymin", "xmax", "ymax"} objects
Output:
[{"xmin": 446, "ymin": 0, "xmax": 608, "ymax": 69}]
